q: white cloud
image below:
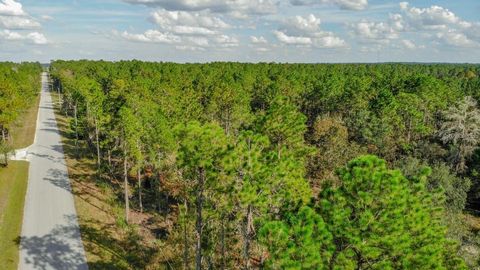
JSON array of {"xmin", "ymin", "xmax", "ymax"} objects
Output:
[
  {"xmin": 349, "ymin": 20, "xmax": 399, "ymax": 44},
  {"xmin": 118, "ymin": 28, "xmax": 238, "ymax": 49},
  {"xmin": 389, "ymin": 13, "xmax": 404, "ymax": 31},
  {"xmin": 150, "ymin": 9, "xmax": 229, "ymax": 36},
  {"xmin": 285, "ymin": 14, "xmax": 321, "ymax": 34},
  {"xmin": 463, "ymin": 23, "xmax": 480, "ymax": 40},
  {"xmin": 274, "ymin": 30, "xmax": 311, "ymax": 45},
  {"xmin": 359, "ymin": 46, "xmax": 378, "ymax": 53},
  {"xmin": 399, "ymin": 2, "xmax": 408, "ymax": 10},
  {"xmin": 249, "ymin": 36, "xmax": 274, "ymax": 53},
  {"xmin": 41, "ymin": 15, "xmax": 54, "ymax": 21},
  {"xmin": 0, "ymin": 1, "xmax": 49, "ymax": 45},
  {"xmin": 0, "ymin": 29, "xmax": 21, "ymax": 39},
  {"xmin": 399, "ymin": 2, "xmax": 480, "ymax": 47},
  {"xmin": 400, "ymin": 2, "xmax": 462, "ymax": 30},
  {"xmin": 213, "ymin": 34, "xmax": 239, "ymax": 47},
  {"xmin": 186, "ymin": 36, "xmax": 209, "ymax": 47},
  {"xmin": 171, "ymin": 25, "xmax": 216, "ymax": 35},
  {"xmin": 255, "ymin": 47, "xmax": 270, "ymax": 52},
  {"xmin": 0, "ymin": 29, "xmax": 47, "ymax": 44},
  {"xmin": 119, "ymin": 7, "xmax": 239, "ymax": 51},
  {"xmin": 334, "ymin": 0, "xmax": 367, "ymax": 10},
  {"xmin": 290, "ymin": 0, "xmax": 368, "ymax": 11},
  {"xmin": 274, "ymin": 14, "xmax": 346, "ymax": 48},
  {"xmin": 0, "ymin": 0, "xmax": 25, "ymax": 16},
  {"xmin": 0, "ymin": 15, "xmax": 41, "ymax": 29},
  {"xmin": 401, "ymin": 39, "xmax": 416, "ymax": 49},
  {"xmin": 436, "ymin": 31, "xmax": 477, "ymax": 47},
  {"xmin": 250, "ymin": 35, "xmax": 267, "ymax": 44},
  {"xmin": 176, "ymin": 45, "xmax": 206, "ymax": 51},
  {"xmin": 120, "ymin": 29, "xmax": 181, "ymax": 43},
  {"xmin": 26, "ymin": 32, "xmax": 48, "ymax": 44},
  {"xmin": 0, "ymin": 0, "xmax": 42, "ymax": 30},
  {"xmin": 349, "ymin": 2, "xmax": 480, "ymax": 49},
  {"xmin": 124, "ymin": 0, "xmax": 277, "ymax": 17},
  {"xmin": 313, "ymin": 35, "xmax": 346, "ymax": 48}
]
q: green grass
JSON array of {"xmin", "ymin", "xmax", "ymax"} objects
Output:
[
  {"xmin": 0, "ymin": 161, "xmax": 29, "ymax": 270},
  {"xmin": 0, "ymin": 85, "xmax": 39, "ymax": 269}
]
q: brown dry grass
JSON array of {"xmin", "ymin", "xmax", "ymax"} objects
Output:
[
  {"xmin": 51, "ymin": 93, "xmax": 166, "ymax": 269},
  {"xmin": 9, "ymin": 95, "xmax": 40, "ymax": 149},
  {"xmin": 465, "ymin": 213, "xmax": 480, "ymax": 232}
]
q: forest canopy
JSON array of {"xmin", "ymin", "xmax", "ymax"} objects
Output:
[{"xmin": 50, "ymin": 61, "xmax": 480, "ymax": 269}]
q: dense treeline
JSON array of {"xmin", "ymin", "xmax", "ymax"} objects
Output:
[
  {"xmin": 0, "ymin": 62, "xmax": 42, "ymax": 164},
  {"xmin": 50, "ymin": 60, "xmax": 480, "ymax": 269}
]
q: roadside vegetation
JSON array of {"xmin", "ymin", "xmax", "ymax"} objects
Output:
[
  {"xmin": 51, "ymin": 61, "xmax": 480, "ymax": 269},
  {"xmin": 0, "ymin": 62, "xmax": 42, "ymax": 164},
  {"xmin": 52, "ymin": 91, "xmax": 157, "ymax": 269},
  {"xmin": 0, "ymin": 62, "xmax": 42, "ymax": 270},
  {"xmin": 9, "ymin": 94, "xmax": 40, "ymax": 149},
  {"xmin": 0, "ymin": 161, "xmax": 29, "ymax": 269}
]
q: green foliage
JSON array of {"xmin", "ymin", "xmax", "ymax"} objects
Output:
[
  {"xmin": 259, "ymin": 206, "xmax": 333, "ymax": 270},
  {"xmin": 228, "ymin": 130, "xmax": 271, "ymax": 208},
  {"xmin": 397, "ymin": 157, "xmax": 470, "ymax": 213},
  {"xmin": 320, "ymin": 155, "xmax": 466, "ymax": 270},
  {"xmin": 176, "ymin": 121, "xmax": 229, "ymax": 172},
  {"xmin": 308, "ymin": 115, "xmax": 364, "ymax": 188},
  {"xmin": 49, "ymin": 60, "xmax": 477, "ymax": 268},
  {"xmin": 0, "ymin": 62, "xmax": 42, "ymax": 165},
  {"xmin": 175, "ymin": 121, "xmax": 230, "ymax": 268},
  {"xmin": 396, "ymin": 157, "xmax": 471, "ymax": 243},
  {"xmin": 257, "ymin": 95, "xmax": 309, "ymax": 158}
]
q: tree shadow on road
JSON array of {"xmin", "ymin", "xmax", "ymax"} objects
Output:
[
  {"xmin": 16, "ymin": 215, "xmax": 88, "ymax": 270},
  {"xmin": 42, "ymin": 120, "xmax": 57, "ymax": 128},
  {"xmin": 43, "ymin": 168, "xmax": 73, "ymax": 192},
  {"xmin": 29, "ymin": 151, "xmax": 64, "ymax": 164},
  {"xmin": 40, "ymin": 128, "xmax": 61, "ymax": 135}
]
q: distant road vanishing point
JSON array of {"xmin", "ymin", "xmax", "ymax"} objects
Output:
[{"xmin": 19, "ymin": 72, "xmax": 88, "ymax": 270}]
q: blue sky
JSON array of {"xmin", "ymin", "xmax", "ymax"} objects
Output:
[{"xmin": 0, "ymin": 0, "xmax": 479, "ymax": 63}]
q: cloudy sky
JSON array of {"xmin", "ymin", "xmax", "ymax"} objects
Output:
[{"xmin": 1, "ymin": 0, "xmax": 479, "ymax": 63}]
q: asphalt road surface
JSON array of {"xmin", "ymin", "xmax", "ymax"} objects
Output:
[{"xmin": 19, "ymin": 72, "xmax": 88, "ymax": 270}]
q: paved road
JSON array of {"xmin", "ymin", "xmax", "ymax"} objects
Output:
[{"xmin": 19, "ymin": 72, "xmax": 88, "ymax": 270}]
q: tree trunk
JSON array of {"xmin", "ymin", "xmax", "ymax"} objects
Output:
[
  {"xmin": 138, "ymin": 167, "xmax": 143, "ymax": 213},
  {"xmin": 207, "ymin": 257, "xmax": 213, "ymax": 269},
  {"xmin": 107, "ymin": 149, "xmax": 112, "ymax": 169},
  {"xmin": 2, "ymin": 128, "xmax": 7, "ymax": 166},
  {"xmin": 157, "ymin": 172, "xmax": 163, "ymax": 212},
  {"xmin": 57, "ymin": 81, "xmax": 60, "ymax": 98},
  {"xmin": 74, "ymin": 103, "xmax": 79, "ymax": 155},
  {"xmin": 458, "ymin": 148, "xmax": 466, "ymax": 173},
  {"xmin": 221, "ymin": 217, "xmax": 226, "ymax": 270},
  {"xmin": 195, "ymin": 168, "xmax": 206, "ymax": 270},
  {"xmin": 94, "ymin": 117, "xmax": 101, "ymax": 168},
  {"xmin": 124, "ymin": 144, "xmax": 129, "ymax": 224},
  {"xmin": 183, "ymin": 199, "xmax": 189, "ymax": 270},
  {"xmin": 407, "ymin": 119, "xmax": 412, "ymax": 143},
  {"xmin": 243, "ymin": 204, "xmax": 253, "ymax": 270}
]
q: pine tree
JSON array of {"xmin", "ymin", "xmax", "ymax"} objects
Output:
[
  {"xmin": 259, "ymin": 206, "xmax": 333, "ymax": 270},
  {"xmin": 176, "ymin": 121, "xmax": 229, "ymax": 270},
  {"xmin": 439, "ymin": 96, "xmax": 480, "ymax": 172},
  {"xmin": 320, "ymin": 155, "xmax": 467, "ymax": 269}
]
